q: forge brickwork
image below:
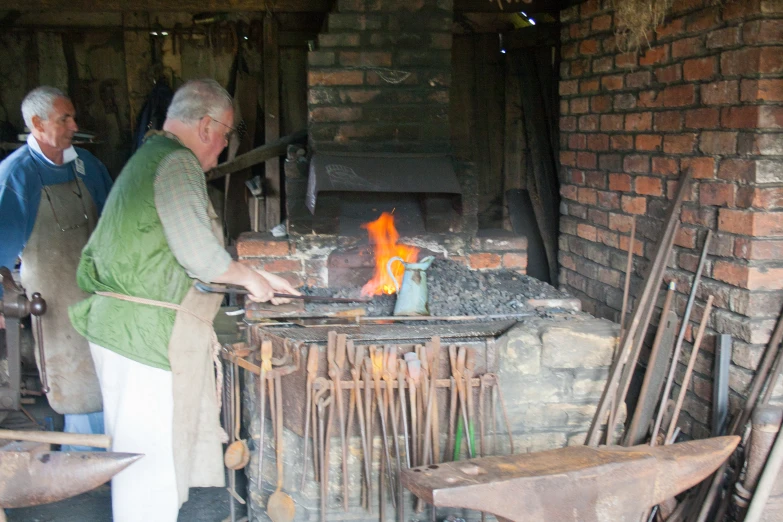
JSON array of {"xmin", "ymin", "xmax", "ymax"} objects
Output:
[
  {"xmin": 558, "ymin": 0, "xmax": 783, "ymax": 438},
  {"xmin": 307, "ymin": 0, "xmax": 452, "ymax": 153}
]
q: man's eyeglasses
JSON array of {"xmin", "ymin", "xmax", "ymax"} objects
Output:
[{"xmin": 208, "ymin": 116, "xmax": 239, "ymax": 143}]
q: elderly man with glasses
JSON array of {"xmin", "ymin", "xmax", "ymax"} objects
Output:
[
  {"xmin": 69, "ymin": 78, "xmax": 299, "ymax": 521},
  {"xmin": 0, "ymin": 86, "xmax": 113, "ymax": 446}
]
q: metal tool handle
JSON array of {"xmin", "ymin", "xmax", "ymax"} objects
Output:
[{"xmin": 30, "ymin": 293, "xmax": 50, "ymax": 394}]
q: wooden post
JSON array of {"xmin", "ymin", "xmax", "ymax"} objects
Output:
[{"xmin": 263, "ymin": 13, "xmax": 281, "ymax": 230}]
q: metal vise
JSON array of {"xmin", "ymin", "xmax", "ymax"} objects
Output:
[{"xmin": 0, "ymin": 266, "xmax": 47, "ymax": 411}]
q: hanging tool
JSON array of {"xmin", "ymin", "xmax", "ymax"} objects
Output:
[
  {"xmin": 400, "ymin": 436, "xmax": 739, "ymax": 522},
  {"xmin": 446, "ymin": 375, "xmax": 458, "ymax": 462},
  {"xmin": 370, "ymin": 346, "xmax": 396, "ymax": 506},
  {"xmin": 314, "ymin": 384, "xmax": 331, "ymax": 522},
  {"xmin": 257, "ymin": 341, "xmax": 272, "ymax": 483},
  {"xmin": 347, "ymin": 342, "xmax": 371, "ymax": 512},
  {"xmin": 332, "ymin": 334, "xmax": 349, "ymax": 511},
  {"xmin": 406, "ymin": 355, "xmax": 420, "ymax": 468},
  {"xmin": 301, "ymin": 345, "xmax": 318, "ymax": 489},
  {"xmin": 383, "ymin": 346, "xmax": 404, "ymax": 521},
  {"xmin": 490, "ymin": 373, "xmax": 515, "ymax": 454},
  {"xmin": 363, "ymin": 355, "xmax": 374, "ymax": 511},
  {"xmin": 268, "ymin": 373, "xmax": 296, "ymax": 522},
  {"xmin": 453, "ymin": 346, "xmax": 473, "ymax": 458},
  {"xmin": 323, "ymin": 333, "xmax": 337, "ymax": 505},
  {"xmin": 426, "ymin": 338, "xmax": 441, "ymax": 465},
  {"xmin": 464, "ymin": 348, "xmax": 477, "ymax": 458},
  {"xmin": 418, "ymin": 345, "xmax": 430, "ymax": 465},
  {"xmin": 397, "ymin": 360, "xmax": 411, "ymax": 469}
]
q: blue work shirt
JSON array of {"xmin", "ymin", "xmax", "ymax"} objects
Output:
[{"xmin": 0, "ymin": 144, "xmax": 113, "ymax": 271}]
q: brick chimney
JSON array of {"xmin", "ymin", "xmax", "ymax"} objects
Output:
[{"xmin": 307, "ymin": 0, "xmax": 453, "ymax": 153}]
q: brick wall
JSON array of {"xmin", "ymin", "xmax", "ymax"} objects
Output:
[
  {"xmin": 558, "ymin": 0, "xmax": 783, "ymax": 438},
  {"xmin": 307, "ymin": 0, "xmax": 452, "ymax": 153}
]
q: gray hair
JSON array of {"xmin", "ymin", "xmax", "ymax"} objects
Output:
[
  {"xmin": 166, "ymin": 79, "xmax": 233, "ymax": 125},
  {"xmin": 21, "ymin": 86, "xmax": 68, "ymax": 130}
]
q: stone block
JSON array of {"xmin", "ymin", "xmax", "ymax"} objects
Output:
[
  {"xmin": 541, "ymin": 318, "xmax": 618, "ymax": 369},
  {"xmin": 498, "ymin": 325, "xmax": 541, "ymax": 375}
]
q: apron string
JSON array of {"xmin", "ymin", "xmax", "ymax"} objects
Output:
[{"xmin": 95, "ymin": 290, "xmax": 228, "ymax": 443}]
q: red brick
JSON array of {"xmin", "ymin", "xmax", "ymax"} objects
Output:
[
  {"xmin": 700, "ymin": 131, "xmax": 737, "ymax": 155},
  {"xmin": 593, "ymin": 56, "xmax": 614, "ymax": 73},
  {"xmin": 264, "ymin": 259, "xmax": 304, "ymax": 272},
  {"xmin": 339, "ymin": 51, "xmax": 392, "ymax": 67},
  {"xmin": 738, "ymin": 187, "xmax": 783, "ymax": 210},
  {"xmin": 469, "ymin": 253, "xmax": 501, "ymax": 269},
  {"xmin": 657, "ymin": 18, "xmax": 685, "ymax": 39},
  {"xmin": 743, "ymin": 19, "xmax": 783, "ymax": 44},
  {"xmin": 611, "ymin": 135, "xmax": 634, "ymax": 150},
  {"xmin": 622, "ymin": 196, "xmax": 647, "ymax": 215},
  {"xmin": 640, "ymin": 45, "xmax": 669, "ymax": 65},
  {"xmin": 577, "ymin": 223, "xmax": 598, "ymax": 241},
  {"xmin": 624, "ymin": 155, "xmax": 650, "ymax": 173},
  {"xmin": 683, "ymin": 56, "xmax": 717, "ymax": 81},
  {"xmin": 237, "ymin": 236, "xmax": 291, "ymax": 257},
  {"xmin": 592, "ymin": 95, "xmax": 613, "ymax": 113},
  {"xmin": 501, "ymin": 253, "xmax": 527, "ymax": 269},
  {"xmin": 635, "ymin": 176, "xmax": 663, "ymax": 196},
  {"xmin": 571, "ymin": 170, "xmax": 585, "ymax": 184},
  {"xmin": 655, "ymin": 64, "xmax": 682, "ymax": 83},
  {"xmin": 735, "ymin": 239, "xmax": 783, "ymax": 260},
  {"xmin": 587, "ymin": 134, "xmax": 610, "ymax": 151},
  {"xmin": 672, "ymin": 37, "xmax": 703, "ymax": 58},
  {"xmin": 616, "ymin": 52, "xmax": 639, "ymax": 68},
  {"xmin": 760, "ymin": 106, "xmax": 783, "ymax": 128},
  {"xmin": 706, "ymin": 27, "xmax": 739, "ymax": 48},
  {"xmin": 636, "ymin": 134, "xmax": 663, "ymax": 151},
  {"xmin": 664, "ymin": 133, "xmax": 698, "ymax": 154},
  {"xmin": 700, "ymin": 183, "xmax": 736, "ymax": 206},
  {"xmin": 717, "ymin": 159, "xmax": 756, "ymax": 182},
  {"xmin": 560, "ymin": 80, "xmax": 579, "ymax": 95},
  {"xmin": 597, "ymin": 190, "xmax": 620, "ymax": 210},
  {"xmin": 308, "ymin": 70, "xmax": 364, "ymax": 86},
  {"xmin": 580, "ymin": 39, "xmax": 599, "ymax": 55},
  {"xmin": 601, "ymin": 114, "xmax": 624, "ymax": 131},
  {"xmin": 685, "ymin": 108, "xmax": 720, "ymax": 129},
  {"xmin": 581, "ymin": 79, "xmax": 600, "ymax": 93},
  {"xmin": 619, "ymin": 234, "xmax": 644, "ymax": 256},
  {"xmin": 701, "ymin": 80, "xmax": 739, "ymax": 105},
  {"xmin": 713, "ymin": 261, "xmax": 749, "ymax": 288},
  {"xmin": 579, "ymin": 115, "xmax": 599, "ymax": 131},
  {"xmin": 682, "ymin": 157, "xmax": 715, "ymax": 179},
  {"xmin": 596, "ymin": 228, "xmax": 619, "ymax": 248},
  {"xmin": 561, "ymin": 116, "xmax": 577, "ymax": 132},
  {"xmin": 561, "ymin": 184, "xmax": 578, "ymax": 200},
  {"xmin": 609, "ymin": 212, "xmax": 634, "ymax": 233},
  {"xmin": 719, "ymin": 210, "xmax": 783, "ymax": 236},
  {"xmin": 578, "ymin": 187, "xmax": 598, "ymax": 205},
  {"xmin": 560, "ymin": 151, "xmax": 577, "ymax": 167},
  {"xmin": 654, "ymin": 111, "xmax": 683, "ymax": 131},
  {"xmin": 592, "ymin": 14, "xmax": 613, "ymax": 32},
  {"xmin": 688, "ymin": 6, "xmax": 720, "ymax": 32},
  {"xmin": 626, "ymin": 71, "xmax": 652, "ymax": 89},
  {"xmin": 721, "ymin": 106, "xmax": 760, "ymax": 129},
  {"xmin": 639, "ymin": 90, "xmax": 663, "ymax": 108},
  {"xmin": 577, "ymin": 151, "xmax": 597, "ymax": 169},
  {"xmin": 625, "ymin": 113, "xmax": 652, "ymax": 131},
  {"xmin": 653, "ymin": 157, "xmax": 679, "ymax": 175},
  {"xmin": 663, "ymin": 84, "xmax": 696, "ymax": 107},
  {"xmin": 601, "ymin": 75, "xmax": 624, "ymax": 91},
  {"xmin": 310, "ymin": 106, "xmax": 362, "ymax": 122},
  {"xmin": 568, "ymin": 134, "xmax": 587, "ymax": 150},
  {"xmin": 571, "ymin": 59, "xmax": 589, "ymax": 77},
  {"xmin": 609, "ymin": 173, "xmax": 632, "ymax": 192},
  {"xmin": 760, "ymin": 47, "xmax": 783, "ymax": 74},
  {"xmin": 571, "ymin": 97, "xmax": 590, "ymax": 114},
  {"xmin": 741, "ymin": 79, "xmax": 783, "ymax": 102},
  {"xmin": 675, "ymin": 227, "xmax": 697, "ymax": 249}
]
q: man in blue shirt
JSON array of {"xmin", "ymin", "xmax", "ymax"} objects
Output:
[{"xmin": 0, "ymin": 86, "xmax": 112, "ymax": 445}]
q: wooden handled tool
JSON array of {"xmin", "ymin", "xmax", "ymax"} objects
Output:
[
  {"xmin": 0, "ymin": 429, "xmax": 110, "ymax": 449},
  {"xmin": 334, "ymin": 334, "xmax": 349, "ymax": 512},
  {"xmin": 300, "ymin": 344, "xmax": 319, "ymax": 489},
  {"xmin": 370, "ymin": 346, "xmax": 396, "ymax": 507},
  {"xmin": 195, "ymin": 282, "xmax": 370, "ymax": 302}
]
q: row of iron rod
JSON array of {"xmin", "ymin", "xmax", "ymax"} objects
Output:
[{"xmin": 300, "ymin": 332, "xmax": 514, "ymax": 522}]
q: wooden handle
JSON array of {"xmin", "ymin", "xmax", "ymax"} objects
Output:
[{"xmin": 0, "ymin": 429, "xmax": 111, "ymax": 449}]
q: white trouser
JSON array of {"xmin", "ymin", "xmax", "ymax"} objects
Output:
[{"xmin": 89, "ymin": 342, "xmax": 178, "ymax": 522}]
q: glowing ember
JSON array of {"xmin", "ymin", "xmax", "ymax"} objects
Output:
[{"xmin": 361, "ymin": 212, "xmax": 419, "ymax": 296}]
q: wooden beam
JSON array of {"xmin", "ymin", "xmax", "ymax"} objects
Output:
[
  {"xmin": 206, "ymin": 130, "xmax": 307, "ymax": 182},
  {"xmin": 263, "ymin": 13, "xmax": 281, "ymax": 229},
  {"xmin": 2, "ymin": 0, "xmax": 331, "ymax": 11}
]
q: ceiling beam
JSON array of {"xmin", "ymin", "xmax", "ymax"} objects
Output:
[
  {"xmin": 1, "ymin": 0, "xmax": 332, "ymax": 12},
  {"xmin": 2, "ymin": 0, "xmax": 566, "ymax": 13}
]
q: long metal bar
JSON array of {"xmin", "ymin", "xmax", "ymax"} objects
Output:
[
  {"xmin": 712, "ymin": 334, "xmax": 731, "ymax": 436},
  {"xmin": 619, "ymin": 216, "xmax": 636, "ymax": 339},
  {"xmin": 586, "ymin": 168, "xmax": 692, "ymax": 446},
  {"xmin": 665, "ymin": 296, "xmax": 714, "ymax": 443},
  {"xmin": 650, "ymin": 229, "xmax": 712, "ymax": 447}
]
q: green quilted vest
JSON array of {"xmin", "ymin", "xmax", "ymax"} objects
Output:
[{"xmin": 69, "ymin": 134, "xmax": 195, "ymax": 370}]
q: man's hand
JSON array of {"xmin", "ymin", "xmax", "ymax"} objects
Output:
[
  {"xmin": 257, "ymin": 271, "xmax": 302, "ymax": 305},
  {"xmin": 213, "ymin": 261, "xmax": 302, "ymax": 306}
]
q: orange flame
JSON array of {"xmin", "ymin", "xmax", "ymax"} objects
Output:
[{"xmin": 361, "ymin": 212, "xmax": 419, "ymax": 296}]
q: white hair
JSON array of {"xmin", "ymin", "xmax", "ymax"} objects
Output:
[
  {"xmin": 21, "ymin": 86, "xmax": 67, "ymax": 130},
  {"xmin": 166, "ymin": 79, "xmax": 232, "ymax": 125}
]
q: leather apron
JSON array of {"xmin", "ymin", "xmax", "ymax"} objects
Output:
[
  {"xmin": 19, "ymin": 160, "xmax": 103, "ymax": 414},
  {"xmin": 168, "ymin": 201, "xmax": 226, "ymax": 505}
]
